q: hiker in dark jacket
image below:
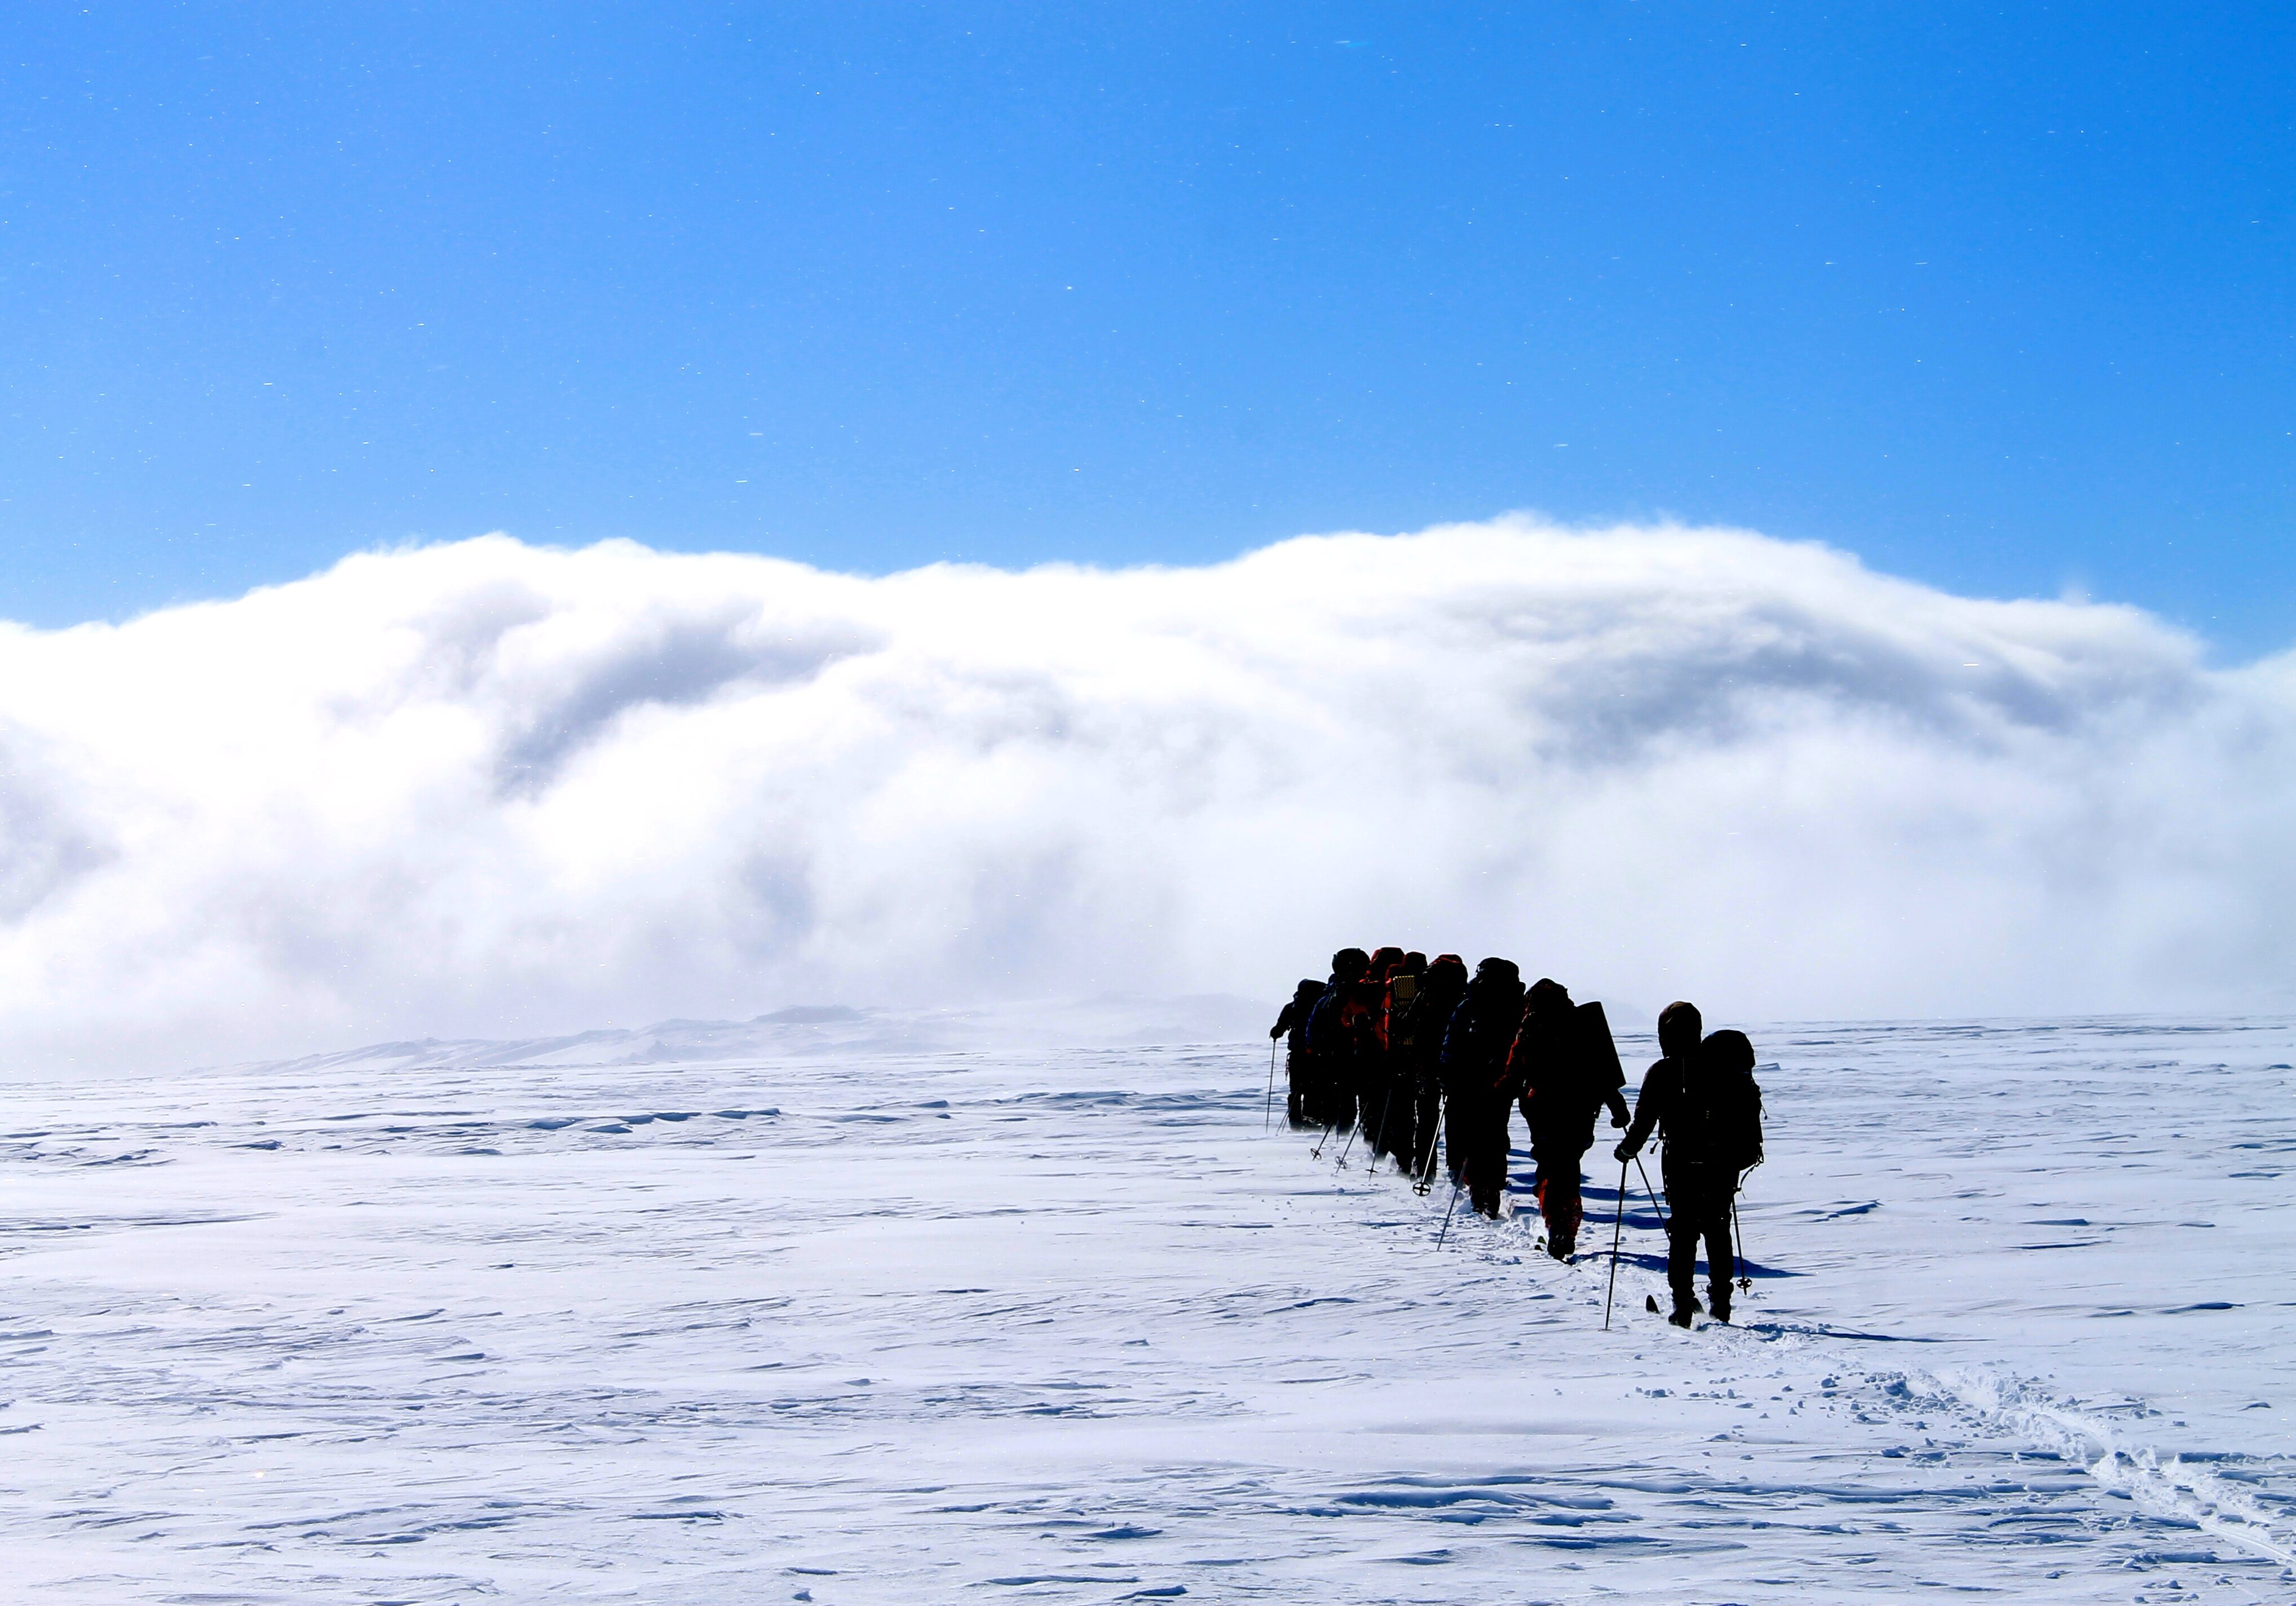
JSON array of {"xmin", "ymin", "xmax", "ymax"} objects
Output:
[
  {"xmin": 1270, "ymin": 979, "xmax": 1326, "ymax": 1128},
  {"xmin": 1439, "ymin": 958, "xmax": 1526, "ymax": 1217},
  {"xmin": 1407, "ymin": 954, "xmax": 1468, "ymax": 1182},
  {"xmin": 1514, "ymin": 978, "xmax": 1630, "ymax": 1261},
  {"xmin": 1617, "ymin": 1004, "xmax": 1762, "ymax": 1325},
  {"xmin": 1305, "ymin": 948, "xmax": 1375, "ymax": 1132}
]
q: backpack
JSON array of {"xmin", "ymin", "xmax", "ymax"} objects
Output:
[
  {"xmin": 1575, "ymin": 1000, "xmax": 1625, "ymax": 1104},
  {"xmin": 1384, "ymin": 969, "xmax": 1420, "ymax": 1054},
  {"xmin": 1686, "ymin": 1029, "xmax": 1765, "ymax": 1172},
  {"xmin": 1337, "ymin": 977, "xmax": 1384, "ymax": 1055}
]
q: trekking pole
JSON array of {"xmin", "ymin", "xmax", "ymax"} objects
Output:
[
  {"xmin": 1436, "ymin": 1170, "xmax": 1464, "ymax": 1248},
  {"xmin": 1263, "ymin": 1040, "xmax": 1278, "ymax": 1131},
  {"xmin": 1732, "ymin": 1189, "xmax": 1752, "ymax": 1295},
  {"xmin": 1362, "ymin": 1086, "xmax": 1395, "ymax": 1171},
  {"xmin": 1412, "ymin": 1093, "xmax": 1445, "ymax": 1196},
  {"xmin": 1337, "ymin": 1071, "xmax": 1379, "ymax": 1166},
  {"xmin": 1730, "ymin": 1159, "xmax": 1761, "ymax": 1293},
  {"xmin": 1603, "ymin": 1157, "xmax": 1629, "ymax": 1331},
  {"xmin": 1310, "ymin": 1117, "xmax": 1337, "ymax": 1160},
  {"xmin": 1632, "ymin": 1155, "xmax": 1668, "ymax": 1226}
]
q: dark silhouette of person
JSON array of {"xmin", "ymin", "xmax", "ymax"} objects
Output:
[
  {"xmin": 1618, "ymin": 1003, "xmax": 1763, "ymax": 1325},
  {"xmin": 1270, "ymin": 978, "xmax": 1326, "ymax": 1128},
  {"xmin": 1368, "ymin": 951, "xmax": 1429, "ymax": 1168},
  {"xmin": 1439, "ymin": 958, "xmax": 1526, "ymax": 1217},
  {"xmin": 1514, "ymin": 978, "xmax": 1630, "ymax": 1260},
  {"xmin": 1406, "ymin": 954, "xmax": 1468, "ymax": 1182},
  {"xmin": 1355, "ymin": 946, "xmax": 1407, "ymax": 1142},
  {"xmin": 1304, "ymin": 948, "xmax": 1375, "ymax": 1132}
]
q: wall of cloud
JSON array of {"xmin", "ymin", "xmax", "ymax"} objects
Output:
[{"xmin": 3, "ymin": 518, "xmax": 2291, "ymax": 1072}]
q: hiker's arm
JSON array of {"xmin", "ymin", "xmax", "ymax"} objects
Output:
[{"xmin": 1616, "ymin": 1061, "xmax": 1666, "ymax": 1158}]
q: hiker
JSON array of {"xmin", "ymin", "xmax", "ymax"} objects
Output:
[
  {"xmin": 1305, "ymin": 948, "xmax": 1376, "ymax": 1132},
  {"xmin": 1406, "ymin": 954, "xmax": 1467, "ymax": 1181},
  {"xmin": 1368, "ymin": 952, "xmax": 1429, "ymax": 1169},
  {"xmin": 1439, "ymin": 957, "xmax": 1526, "ymax": 1217},
  {"xmin": 1356, "ymin": 946, "xmax": 1407, "ymax": 1143},
  {"xmin": 1616, "ymin": 1004, "xmax": 1765, "ymax": 1326},
  {"xmin": 1338, "ymin": 947, "xmax": 1399, "ymax": 1143},
  {"xmin": 1270, "ymin": 979, "xmax": 1326, "ymax": 1129},
  {"xmin": 1515, "ymin": 978, "xmax": 1631, "ymax": 1261}
]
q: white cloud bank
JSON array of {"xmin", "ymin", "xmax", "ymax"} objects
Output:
[{"xmin": 3, "ymin": 519, "xmax": 2292, "ymax": 1072}]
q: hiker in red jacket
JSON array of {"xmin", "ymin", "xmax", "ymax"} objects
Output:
[{"xmin": 1366, "ymin": 951, "xmax": 1428, "ymax": 1169}]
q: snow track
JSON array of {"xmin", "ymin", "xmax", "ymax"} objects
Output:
[{"xmin": 0, "ymin": 1017, "xmax": 2290, "ymax": 1601}]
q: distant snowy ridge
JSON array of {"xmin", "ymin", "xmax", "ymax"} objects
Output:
[{"xmin": 229, "ymin": 993, "xmax": 1273, "ymax": 1075}]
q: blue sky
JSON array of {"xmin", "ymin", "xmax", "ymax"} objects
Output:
[{"xmin": 4, "ymin": 3, "xmax": 2290, "ymax": 652}]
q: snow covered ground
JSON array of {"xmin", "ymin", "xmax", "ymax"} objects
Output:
[{"xmin": 1, "ymin": 1008, "xmax": 2290, "ymax": 1603}]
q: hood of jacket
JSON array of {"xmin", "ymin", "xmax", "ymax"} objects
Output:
[
  {"xmin": 1658, "ymin": 1000, "xmax": 1703, "ymax": 1059},
  {"xmin": 1525, "ymin": 977, "xmax": 1573, "ymax": 1018}
]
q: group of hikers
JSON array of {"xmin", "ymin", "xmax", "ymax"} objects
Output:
[{"xmin": 1270, "ymin": 946, "xmax": 1765, "ymax": 1328}]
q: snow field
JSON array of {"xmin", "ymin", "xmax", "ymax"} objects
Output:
[{"xmin": 0, "ymin": 1016, "xmax": 2289, "ymax": 1602}]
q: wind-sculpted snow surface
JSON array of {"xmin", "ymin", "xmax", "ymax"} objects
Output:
[{"xmin": 0, "ymin": 1014, "xmax": 2289, "ymax": 1601}]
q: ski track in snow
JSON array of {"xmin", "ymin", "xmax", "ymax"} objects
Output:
[{"xmin": 0, "ymin": 1016, "xmax": 2291, "ymax": 1603}]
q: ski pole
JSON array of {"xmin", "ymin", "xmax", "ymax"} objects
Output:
[
  {"xmin": 1632, "ymin": 1154, "xmax": 1668, "ymax": 1227},
  {"xmin": 1604, "ymin": 1157, "xmax": 1628, "ymax": 1331},
  {"xmin": 1732, "ymin": 1188, "xmax": 1752, "ymax": 1295},
  {"xmin": 1310, "ymin": 1116, "xmax": 1337, "ymax": 1159},
  {"xmin": 1436, "ymin": 1171, "xmax": 1464, "ymax": 1247},
  {"xmin": 1363, "ymin": 1085, "xmax": 1395, "ymax": 1171},
  {"xmin": 1263, "ymin": 1040, "xmax": 1278, "ymax": 1131},
  {"xmin": 1413, "ymin": 1092, "xmax": 1445, "ymax": 1196},
  {"xmin": 1336, "ymin": 1104, "xmax": 1361, "ymax": 1165}
]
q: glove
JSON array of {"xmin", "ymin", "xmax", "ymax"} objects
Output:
[
  {"xmin": 1269, "ymin": 1025, "xmax": 1284, "ymax": 1040},
  {"xmin": 1610, "ymin": 1110, "xmax": 1628, "ymax": 1128},
  {"xmin": 1613, "ymin": 1139, "xmax": 1639, "ymax": 1164}
]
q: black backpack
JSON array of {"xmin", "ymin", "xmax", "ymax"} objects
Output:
[
  {"xmin": 1686, "ymin": 1029, "xmax": 1765, "ymax": 1172},
  {"xmin": 1575, "ymin": 1000, "xmax": 1625, "ymax": 1103}
]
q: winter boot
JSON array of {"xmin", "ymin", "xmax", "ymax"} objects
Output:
[
  {"xmin": 1708, "ymin": 1286, "xmax": 1732, "ymax": 1325},
  {"xmin": 1668, "ymin": 1287, "xmax": 1697, "ymax": 1327}
]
